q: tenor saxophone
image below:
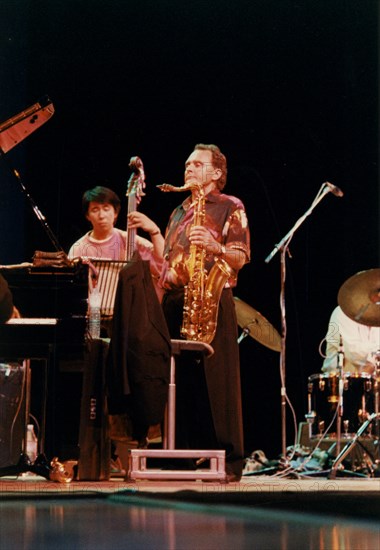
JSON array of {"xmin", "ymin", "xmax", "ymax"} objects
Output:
[{"xmin": 158, "ymin": 183, "xmax": 234, "ymax": 344}]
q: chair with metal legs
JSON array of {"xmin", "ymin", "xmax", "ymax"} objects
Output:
[{"xmin": 128, "ymin": 339, "xmax": 226, "ymax": 481}]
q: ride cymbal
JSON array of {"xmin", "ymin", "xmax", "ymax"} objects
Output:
[
  {"xmin": 337, "ymin": 268, "xmax": 380, "ymax": 327},
  {"xmin": 233, "ymin": 296, "xmax": 282, "ymax": 352}
]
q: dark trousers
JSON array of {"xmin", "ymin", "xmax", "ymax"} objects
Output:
[{"xmin": 162, "ymin": 288, "xmax": 244, "ymax": 477}]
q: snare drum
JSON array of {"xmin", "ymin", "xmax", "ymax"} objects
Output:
[{"xmin": 307, "ymin": 372, "xmax": 375, "ymax": 439}]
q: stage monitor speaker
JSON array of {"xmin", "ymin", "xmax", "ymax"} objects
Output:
[{"xmin": 0, "ymin": 363, "xmax": 26, "ymax": 468}]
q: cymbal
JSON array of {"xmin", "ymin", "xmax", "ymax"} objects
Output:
[
  {"xmin": 338, "ymin": 268, "xmax": 380, "ymax": 327},
  {"xmin": 233, "ymin": 296, "xmax": 282, "ymax": 352}
]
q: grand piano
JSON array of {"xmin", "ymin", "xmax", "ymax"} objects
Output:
[
  {"xmin": 0, "ymin": 263, "xmax": 88, "ymax": 351},
  {"xmin": 0, "ymin": 97, "xmax": 93, "ymax": 465},
  {"xmin": 0, "ymin": 99, "xmax": 111, "ymax": 478},
  {"xmin": 0, "ymin": 262, "xmax": 89, "ymax": 463}
]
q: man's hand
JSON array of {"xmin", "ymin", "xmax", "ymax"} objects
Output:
[{"xmin": 128, "ymin": 211, "xmax": 160, "ymax": 236}]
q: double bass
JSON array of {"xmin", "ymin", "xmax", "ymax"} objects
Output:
[{"xmin": 90, "ymin": 157, "xmax": 147, "ymax": 317}]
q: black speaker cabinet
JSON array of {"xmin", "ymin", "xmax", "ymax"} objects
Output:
[{"xmin": 0, "ymin": 363, "xmax": 25, "ymax": 468}]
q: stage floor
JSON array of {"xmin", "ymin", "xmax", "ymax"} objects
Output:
[
  {"xmin": 1, "ymin": 474, "xmax": 380, "ymax": 549},
  {"xmin": 1, "ymin": 473, "xmax": 380, "ymax": 496}
]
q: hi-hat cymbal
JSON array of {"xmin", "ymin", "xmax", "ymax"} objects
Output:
[
  {"xmin": 338, "ymin": 268, "xmax": 380, "ymax": 327},
  {"xmin": 233, "ymin": 296, "xmax": 282, "ymax": 352}
]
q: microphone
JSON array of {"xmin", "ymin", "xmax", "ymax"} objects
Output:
[
  {"xmin": 325, "ymin": 181, "xmax": 344, "ymax": 198},
  {"xmin": 337, "ymin": 334, "xmax": 344, "ymax": 417},
  {"xmin": 338, "ymin": 334, "xmax": 345, "ymax": 369}
]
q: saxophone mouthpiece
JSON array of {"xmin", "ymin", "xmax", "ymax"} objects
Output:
[
  {"xmin": 157, "ymin": 183, "xmax": 193, "ymax": 192},
  {"xmin": 157, "ymin": 183, "xmax": 173, "ymax": 192}
]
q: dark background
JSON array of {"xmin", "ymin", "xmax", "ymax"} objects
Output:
[{"xmin": 0, "ymin": 0, "xmax": 378, "ymax": 459}]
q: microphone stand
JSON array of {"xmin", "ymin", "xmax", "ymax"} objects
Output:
[
  {"xmin": 336, "ymin": 335, "xmax": 345, "ymax": 460},
  {"xmin": 265, "ymin": 183, "xmax": 335, "ymax": 464},
  {"xmin": 237, "ymin": 327, "xmax": 250, "ymax": 344},
  {"xmin": 374, "ymin": 350, "xmax": 380, "ymax": 442}
]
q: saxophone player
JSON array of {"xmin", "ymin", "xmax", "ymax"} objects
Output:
[{"xmin": 159, "ymin": 143, "xmax": 251, "ymax": 482}]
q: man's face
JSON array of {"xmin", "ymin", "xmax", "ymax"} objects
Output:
[
  {"xmin": 184, "ymin": 149, "xmax": 220, "ymax": 189},
  {"xmin": 86, "ymin": 201, "xmax": 118, "ymax": 234}
]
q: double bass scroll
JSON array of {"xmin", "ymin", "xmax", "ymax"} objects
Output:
[{"xmin": 125, "ymin": 156, "xmax": 146, "ymax": 261}]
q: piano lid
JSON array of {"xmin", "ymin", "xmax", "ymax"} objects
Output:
[
  {"xmin": 0, "ymin": 96, "xmax": 54, "ymax": 154},
  {"xmin": 0, "ymin": 263, "xmax": 88, "ymax": 321}
]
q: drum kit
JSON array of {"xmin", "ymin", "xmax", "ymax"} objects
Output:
[
  {"xmin": 234, "ymin": 268, "xmax": 380, "ymax": 476},
  {"xmin": 306, "ymin": 269, "xmax": 380, "ymax": 476}
]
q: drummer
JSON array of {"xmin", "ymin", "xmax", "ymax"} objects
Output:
[
  {"xmin": 322, "ymin": 270, "xmax": 380, "ymax": 374},
  {"xmin": 322, "ymin": 305, "xmax": 380, "ymax": 374},
  {"xmin": 323, "ymin": 274, "xmax": 379, "ymax": 377}
]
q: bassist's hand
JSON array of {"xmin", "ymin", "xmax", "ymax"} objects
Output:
[{"xmin": 128, "ymin": 211, "xmax": 160, "ymax": 236}]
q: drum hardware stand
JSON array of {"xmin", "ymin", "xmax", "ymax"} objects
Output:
[
  {"xmin": 265, "ymin": 182, "xmax": 342, "ymax": 464},
  {"xmin": 328, "ymin": 412, "xmax": 380, "ymax": 479},
  {"xmin": 237, "ymin": 327, "xmax": 250, "ymax": 344},
  {"xmin": 373, "ymin": 350, "xmax": 380, "ymax": 441},
  {"xmin": 335, "ymin": 335, "xmax": 345, "ymax": 459},
  {"xmin": 328, "ymin": 350, "xmax": 380, "ymax": 479}
]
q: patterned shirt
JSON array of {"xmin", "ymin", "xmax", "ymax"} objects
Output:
[{"xmin": 160, "ymin": 189, "xmax": 250, "ymax": 290}]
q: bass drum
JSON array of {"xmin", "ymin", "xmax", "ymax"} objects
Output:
[{"xmin": 307, "ymin": 372, "xmax": 376, "ymax": 439}]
